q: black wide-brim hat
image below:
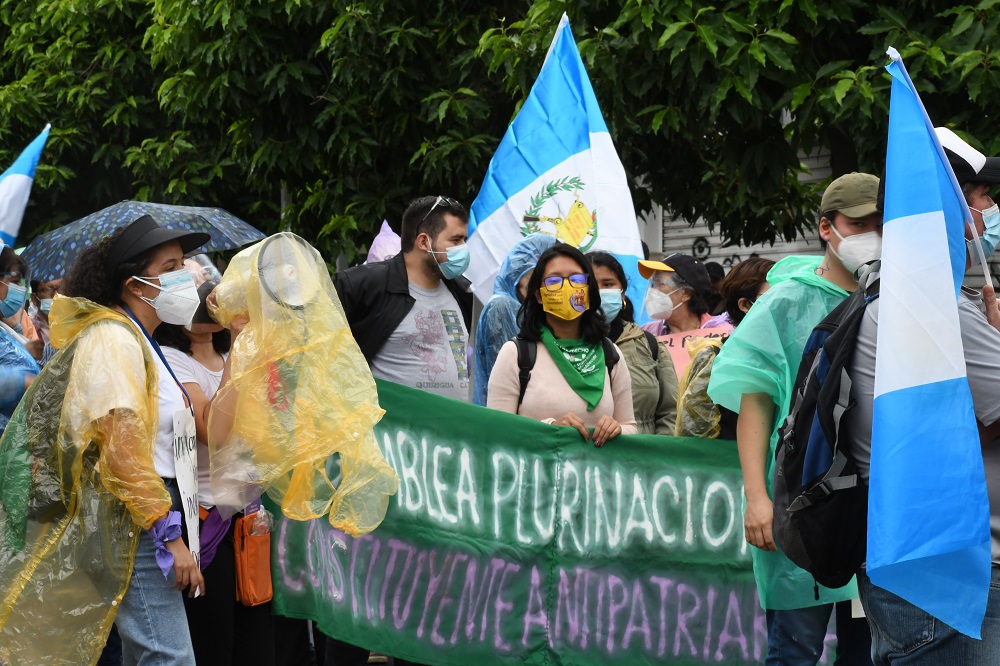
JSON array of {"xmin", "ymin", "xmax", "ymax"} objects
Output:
[
  {"xmin": 191, "ymin": 280, "xmax": 219, "ymax": 325},
  {"xmin": 105, "ymin": 214, "xmax": 211, "ymax": 271}
]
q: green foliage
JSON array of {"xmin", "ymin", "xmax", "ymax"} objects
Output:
[
  {"xmin": 0, "ymin": 0, "xmax": 520, "ymax": 261},
  {"xmin": 1, "ymin": 0, "xmax": 1000, "ymax": 256},
  {"xmin": 0, "ymin": 0, "xmax": 163, "ymax": 232},
  {"xmin": 137, "ymin": 0, "xmax": 520, "ymax": 260},
  {"xmin": 480, "ymin": 0, "xmax": 1000, "ymax": 247}
]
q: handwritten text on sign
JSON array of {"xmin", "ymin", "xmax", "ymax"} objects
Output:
[{"xmin": 270, "ymin": 381, "xmax": 817, "ymax": 665}]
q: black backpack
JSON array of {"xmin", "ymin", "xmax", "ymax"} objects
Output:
[
  {"xmin": 772, "ymin": 263, "xmax": 880, "ymax": 591},
  {"xmin": 514, "ymin": 336, "xmax": 619, "ymax": 408}
]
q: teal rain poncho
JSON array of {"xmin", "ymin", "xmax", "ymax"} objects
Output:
[
  {"xmin": 472, "ymin": 233, "xmax": 555, "ymax": 405},
  {"xmin": 707, "ymin": 255, "xmax": 858, "ymax": 610}
]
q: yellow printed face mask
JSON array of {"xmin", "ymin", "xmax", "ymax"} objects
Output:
[{"xmin": 539, "ymin": 274, "xmax": 590, "ymax": 320}]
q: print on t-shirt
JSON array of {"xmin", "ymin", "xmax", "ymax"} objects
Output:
[
  {"xmin": 369, "ymin": 281, "xmax": 470, "ymax": 402},
  {"xmin": 442, "ymin": 309, "xmax": 469, "ymax": 381},
  {"xmin": 405, "ymin": 307, "xmax": 468, "ymax": 390}
]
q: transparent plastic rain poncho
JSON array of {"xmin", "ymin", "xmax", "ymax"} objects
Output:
[
  {"xmin": 208, "ymin": 232, "xmax": 398, "ymax": 535},
  {"xmin": 472, "ymin": 233, "xmax": 556, "ymax": 405},
  {"xmin": 674, "ymin": 337, "xmax": 723, "ymax": 438},
  {"xmin": 707, "ymin": 255, "xmax": 855, "ymax": 610},
  {"xmin": 0, "ymin": 297, "xmax": 169, "ymax": 665}
]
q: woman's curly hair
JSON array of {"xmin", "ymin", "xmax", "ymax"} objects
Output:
[{"xmin": 62, "ymin": 226, "xmax": 160, "ymax": 307}]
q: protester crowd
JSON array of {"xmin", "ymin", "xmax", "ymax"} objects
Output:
[{"xmin": 1, "ymin": 126, "xmax": 999, "ymax": 666}]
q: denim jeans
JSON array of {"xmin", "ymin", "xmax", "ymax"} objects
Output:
[
  {"xmin": 115, "ymin": 531, "xmax": 196, "ymax": 665},
  {"xmin": 766, "ymin": 604, "xmax": 833, "ymax": 665},
  {"xmin": 766, "ymin": 601, "xmax": 871, "ymax": 665},
  {"xmin": 858, "ymin": 567, "xmax": 1000, "ymax": 665}
]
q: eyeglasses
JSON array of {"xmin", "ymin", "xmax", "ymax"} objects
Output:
[
  {"xmin": 0, "ymin": 272, "xmax": 24, "ymax": 287},
  {"xmin": 542, "ymin": 273, "xmax": 588, "ymax": 291}
]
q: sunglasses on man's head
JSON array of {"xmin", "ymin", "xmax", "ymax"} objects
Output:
[
  {"xmin": 420, "ymin": 195, "xmax": 459, "ymax": 223},
  {"xmin": 542, "ymin": 274, "xmax": 588, "ymax": 291}
]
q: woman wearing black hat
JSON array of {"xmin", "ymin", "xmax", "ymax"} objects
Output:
[{"xmin": 0, "ymin": 215, "xmax": 214, "ymax": 664}]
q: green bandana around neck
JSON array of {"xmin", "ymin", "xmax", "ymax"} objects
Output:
[{"xmin": 539, "ymin": 326, "xmax": 605, "ymax": 411}]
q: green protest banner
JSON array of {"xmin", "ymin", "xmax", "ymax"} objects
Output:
[{"xmin": 272, "ymin": 380, "xmax": 770, "ymax": 665}]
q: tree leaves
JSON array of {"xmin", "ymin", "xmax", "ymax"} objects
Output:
[{"xmin": 2, "ymin": 0, "xmax": 1000, "ymax": 257}]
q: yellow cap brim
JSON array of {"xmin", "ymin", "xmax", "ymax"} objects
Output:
[{"xmin": 637, "ymin": 259, "xmax": 676, "ymax": 280}]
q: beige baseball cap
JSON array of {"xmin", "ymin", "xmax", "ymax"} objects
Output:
[{"xmin": 820, "ymin": 172, "xmax": 880, "ymax": 218}]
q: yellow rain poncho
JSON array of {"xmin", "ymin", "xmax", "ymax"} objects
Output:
[
  {"xmin": 674, "ymin": 336, "xmax": 724, "ymax": 438},
  {"xmin": 0, "ymin": 297, "xmax": 169, "ymax": 665},
  {"xmin": 209, "ymin": 232, "xmax": 398, "ymax": 536}
]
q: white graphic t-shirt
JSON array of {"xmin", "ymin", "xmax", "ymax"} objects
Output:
[{"xmin": 370, "ymin": 282, "xmax": 469, "ymax": 401}]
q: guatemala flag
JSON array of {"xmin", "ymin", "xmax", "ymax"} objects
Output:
[
  {"xmin": 467, "ymin": 14, "xmax": 644, "ymax": 308},
  {"xmin": 869, "ymin": 47, "xmax": 990, "ymax": 638},
  {"xmin": 0, "ymin": 125, "xmax": 51, "ymax": 248}
]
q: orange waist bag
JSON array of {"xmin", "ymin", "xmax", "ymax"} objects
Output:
[{"xmin": 234, "ymin": 513, "xmax": 273, "ymax": 606}]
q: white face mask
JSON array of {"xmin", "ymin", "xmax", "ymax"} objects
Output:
[
  {"xmin": 829, "ymin": 224, "xmax": 882, "ymax": 276},
  {"xmin": 645, "ymin": 286, "xmax": 680, "ymax": 321},
  {"xmin": 132, "ymin": 268, "xmax": 200, "ymax": 326}
]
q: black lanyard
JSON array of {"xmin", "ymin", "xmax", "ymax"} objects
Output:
[{"xmin": 122, "ymin": 306, "xmax": 192, "ymax": 410}]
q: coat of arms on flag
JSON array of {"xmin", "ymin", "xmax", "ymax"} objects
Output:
[
  {"xmin": 520, "ymin": 177, "xmax": 598, "ymax": 251},
  {"xmin": 467, "ymin": 14, "xmax": 644, "ymax": 306}
]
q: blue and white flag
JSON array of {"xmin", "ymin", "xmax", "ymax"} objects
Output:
[
  {"xmin": 869, "ymin": 47, "xmax": 990, "ymax": 638},
  {"xmin": 0, "ymin": 125, "xmax": 51, "ymax": 249},
  {"xmin": 467, "ymin": 15, "xmax": 644, "ymax": 306}
]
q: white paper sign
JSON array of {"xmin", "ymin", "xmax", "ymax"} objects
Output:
[{"xmin": 173, "ymin": 408, "xmax": 200, "ymax": 595}]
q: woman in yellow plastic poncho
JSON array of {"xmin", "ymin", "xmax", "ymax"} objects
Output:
[
  {"xmin": 674, "ymin": 257, "xmax": 775, "ymax": 439},
  {"xmin": 207, "ymin": 232, "xmax": 397, "ymax": 534},
  {"xmin": 0, "ymin": 215, "xmax": 219, "ymax": 665}
]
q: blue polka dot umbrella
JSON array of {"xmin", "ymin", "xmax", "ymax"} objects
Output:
[{"xmin": 21, "ymin": 200, "xmax": 267, "ymax": 281}]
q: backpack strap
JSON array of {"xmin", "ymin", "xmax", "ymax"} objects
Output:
[
  {"xmin": 602, "ymin": 338, "xmax": 620, "ymax": 381},
  {"xmin": 514, "ymin": 337, "xmax": 536, "ymax": 410},
  {"xmin": 643, "ymin": 331, "xmax": 659, "ymax": 361},
  {"xmin": 788, "ymin": 450, "xmax": 859, "ymax": 511}
]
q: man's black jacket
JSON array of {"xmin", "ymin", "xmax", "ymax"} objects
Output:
[{"xmin": 332, "ymin": 253, "xmax": 473, "ymax": 363}]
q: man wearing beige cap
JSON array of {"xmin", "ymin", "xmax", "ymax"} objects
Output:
[{"xmin": 707, "ymin": 173, "xmax": 881, "ymax": 664}]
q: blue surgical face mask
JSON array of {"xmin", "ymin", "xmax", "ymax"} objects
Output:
[
  {"xmin": 0, "ymin": 282, "xmax": 28, "ymax": 319},
  {"xmin": 599, "ymin": 288, "xmax": 623, "ymax": 323},
  {"xmin": 428, "ymin": 243, "xmax": 471, "ymax": 280},
  {"xmin": 39, "ymin": 298, "xmax": 53, "ymax": 314},
  {"xmin": 972, "ymin": 203, "xmax": 1000, "ymax": 257}
]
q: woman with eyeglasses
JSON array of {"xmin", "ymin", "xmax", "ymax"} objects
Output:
[
  {"xmin": 0, "ymin": 247, "xmax": 41, "ymax": 430},
  {"xmin": 0, "ymin": 215, "xmax": 217, "ymax": 664},
  {"xmin": 487, "ymin": 244, "xmax": 637, "ymax": 445}
]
